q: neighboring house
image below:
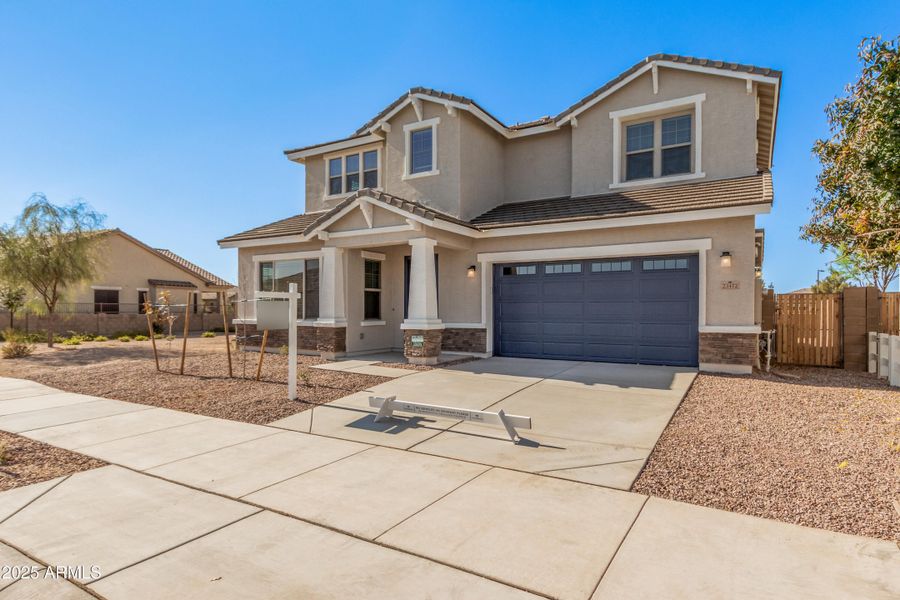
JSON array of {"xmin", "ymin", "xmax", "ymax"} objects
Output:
[
  {"xmin": 65, "ymin": 229, "xmax": 235, "ymax": 314},
  {"xmin": 219, "ymin": 54, "xmax": 780, "ymax": 373}
]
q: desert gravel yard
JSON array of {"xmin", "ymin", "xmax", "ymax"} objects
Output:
[
  {"xmin": 0, "ymin": 338, "xmax": 389, "ymax": 424},
  {"xmin": 0, "ymin": 430, "xmax": 105, "ymax": 491},
  {"xmin": 632, "ymin": 366, "xmax": 900, "ymax": 541}
]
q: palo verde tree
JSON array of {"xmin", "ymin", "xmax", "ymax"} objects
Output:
[
  {"xmin": 0, "ymin": 194, "xmax": 105, "ymax": 346},
  {"xmin": 0, "ymin": 284, "xmax": 26, "ymax": 329},
  {"xmin": 803, "ymin": 36, "xmax": 900, "ymax": 288}
]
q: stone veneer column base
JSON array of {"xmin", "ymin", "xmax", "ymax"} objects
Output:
[
  {"xmin": 403, "ymin": 329, "xmax": 443, "ymax": 365},
  {"xmin": 699, "ymin": 332, "xmax": 757, "ymax": 374},
  {"xmin": 316, "ymin": 326, "xmax": 347, "ymax": 359}
]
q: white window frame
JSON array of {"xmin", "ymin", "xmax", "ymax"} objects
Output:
[
  {"xmin": 324, "ymin": 145, "xmax": 382, "ymax": 201},
  {"xmin": 362, "ymin": 255, "xmax": 384, "ymax": 324},
  {"xmin": 610, "ymin": 94, "xmax": 705, "ymax": 189},
  {"xmin": 402, "ymin": 117, "xmax": 440, "ymax": 180}
]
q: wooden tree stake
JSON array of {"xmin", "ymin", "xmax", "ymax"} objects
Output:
[
  {"xmin": 145, "ymin": 308, "xmax": 159, "ymax": 371},
  {"xmin": 221, "ymin": 291, "xmax": 233, "ymax": 377},
  {"xmin": 180, "ymin": 291, "xmax": 191, "ymax": 375},
  {"xmin": 255, "ymin": 329, "xmax": 269, "ymax": 381}
]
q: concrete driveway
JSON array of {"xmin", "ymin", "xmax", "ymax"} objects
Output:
[
  {"xmin": 272, "ymin": 357, "xmax": 697, "ymax": 489},
  {"xmin": 0, "ymin": 373, "xmax": 897, "ymax": 599}
]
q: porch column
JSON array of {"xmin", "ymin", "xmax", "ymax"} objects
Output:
[
  {"xmin": 402, "ymin": 237, "xmax": 443, "ymax": 364},
  {"xmin": 315, "ymin": 246, "xmax": 347, "ymax": 358}
]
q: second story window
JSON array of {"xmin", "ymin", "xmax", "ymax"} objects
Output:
[
  {"xmin": 325, "ymin": 148, "xmax": 380, "ymax": 198},
  {"xmin": 403, "ymin": 117, "xmax": 440, "ymax": 179},
  {"xmin": 410, "ymin": 128, "xmax": 433, "ymax": 174},
  {"xmin": 625, "ymin": 122, "xmax": 654, "ymax": 181},
  {"xmin": 661, "ymin": 115, "xmax": 692, "ymax": 176}
]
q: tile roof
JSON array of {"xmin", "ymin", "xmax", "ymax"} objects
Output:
[
  {"xmin": 153, "ymin": 248, "xmax": 234, "ymax": 287},
  {"xmin": 217, "ymin": 211, "xmax": 328, "ymax": 244},
  {"xmin": 556, "ymin": 54, "xmax": 782, "ymax": 121},
  {"xmin": 218, "ymin": 174, "xmax": 773, "ymax": 243},
  {"xmin": 470, "ymin": 173, "xmax": 774, "ymax": 229},
  {"xmin": 301, "ymin": 189, "xmax": 478, "ymax": 235}
]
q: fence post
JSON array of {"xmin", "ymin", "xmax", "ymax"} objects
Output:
[{"xmin": 868, "ymin": 332, "xmax": 878, "ymax": 374}]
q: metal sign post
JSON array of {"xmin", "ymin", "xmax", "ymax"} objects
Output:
[
  {"xmin": 368, "ymin": 396, "xmax": 532, "ymax": 443},
  {"xmin": 255, "ymin": 283, "xmax": 302, "ymax": 401}
]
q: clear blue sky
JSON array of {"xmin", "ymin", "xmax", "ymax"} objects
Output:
[{"xmin": 1, "ymin": 1, "xmax": 898, "ymax": 291}]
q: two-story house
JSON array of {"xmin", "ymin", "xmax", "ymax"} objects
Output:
[{"xmin": 219, "ymin": 54, "xmax": 780, "ymax": 374}]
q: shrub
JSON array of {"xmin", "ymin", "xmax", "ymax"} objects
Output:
[
  {"xmin": 201, "ymin": 331, "xmax": 216, "ymax": 338},
  {"xmin": 1, "ymin": 329, "xmax": 35, "ymax": 359},
  {"xmin": 278, "ymin": 345, "xmax": 288, "ymax": 355},
  {"xmin": 153, "ymin": 333, "xmax": 164, "ymax": 339},
  {"xmin": 61, "ymin": 337, "xmax": 81, "ymax": 345},
  {"xmin": 133, "ymin": 335, "xmax": 149, "ymax": 341},
  {"xmin": 117, "ymin": 335, "xmax": 132, "ymax": 342},
  {"xmin": 94, "ymin": 335, "xmax": 108, "ymax": 342}
]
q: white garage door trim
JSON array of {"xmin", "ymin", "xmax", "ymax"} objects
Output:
[{"xmin": 477, "ymin": 238, "xmax": 712, "ymax": 354}]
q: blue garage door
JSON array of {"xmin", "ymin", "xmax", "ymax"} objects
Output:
[{"xmin": 493, "ymin": 255, "xmax": 698, "ymax": 366}]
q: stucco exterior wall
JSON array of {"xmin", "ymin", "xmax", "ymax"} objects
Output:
[
  {"xmin": 382, "ymin": 103, "xmax": 462, "ymax": 217},
  {"xmin": 571, "ymin": 69, "xmax": 758, "ymax": 197},
  {"xmin": 66, "ymin": 232, "xmax": 223, "ymax": 308},
  {"xmin": 503, "ymin": 128, "xmax": 572, "ymax": 203},
  {"xmin": 458, "ymin": 112, "xmax": 505, "ymax": 221}
]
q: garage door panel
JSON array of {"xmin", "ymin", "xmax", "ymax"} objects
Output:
[
  {"xmin": 638, "ymin": 301, "xmax": 694, "ymax": 320},
  {"xmin": 584, "ymin": 280, "xmax": 635, "ymax": 298},
  {"xmin": 584, "ymin": 342, "xmax": 638, "ymax": 360},
  {"xmin": 639, "ymin": 278, "xmax": 693, "ymax": 298},
  {"xmin": 495, "ymin": 255, "xmax": 698, "ymax": 366},
  {"xmin": 541, "ymin": 280, "xmax": 584, "ymax": 297},
  {"xmin": 585, "ymin": 301, "xmax": 634, "ymax": 318},
  {"xmin": 583, "ymin": 322, "xmax": 637, "ymax": 338},
  {"xmin": 542, "ymin": 302, "xmax": 584, "ymax": 319}
]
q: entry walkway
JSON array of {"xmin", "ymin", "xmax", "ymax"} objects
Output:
[{"xmin": 0, "ymin": 374, "xmax": 896, "ymax": 599}]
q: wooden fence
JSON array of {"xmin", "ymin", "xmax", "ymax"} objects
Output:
[
  {"xmin": 775, "ymin": 293, "xmax": 843, "ymax": 367},
  {"xmin": 882, "ymin": 292, "xmax": 900, "ymax": 336}
]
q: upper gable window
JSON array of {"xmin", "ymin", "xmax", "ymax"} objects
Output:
[
  {"xmin": 610, "ymin": 93, "xmax": 705, "ymax": 189},
  {"xmin": 661, "ymin": 115, "xmax": 692, "ymax": 176},
  {"xmin": 325, "ymin": 148, "xmax": 381, "ymax": 199},
  {"xmin": 625, "ymin": 122, "xmax": 654, "ymax": 181},
  {"xmin": 403, "ymin": 117, "xmax": 440, "ymax": 180}
]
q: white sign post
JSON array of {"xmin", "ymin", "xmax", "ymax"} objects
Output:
[
  {"xmin": 255, "ymin": 283, "xmax": 302, "ymax": 401},
  {"xmin": 368, "ymin": 396, "xmax": 532, "ymax": 442}
]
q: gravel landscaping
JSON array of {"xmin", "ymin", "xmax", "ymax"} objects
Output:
[
  {"xmin": 632, "ymin": 367, "xmax": 900, "ymax": 541},
  {"xmin": 0, "ymin": 430, "xmax": 105, "ymax": 491},
  {"xmin": 0, "ymin": 337, "xmax": 389, "ymax": 424}
]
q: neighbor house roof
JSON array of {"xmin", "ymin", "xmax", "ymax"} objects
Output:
[
  {"xmin": 153, "ymin": 249, "xmax": 234, "ymax": 287},
  {"xmin": 219, "ymin": 173, "xmax": 772, "ymax": 244},
  {"xmin": 470, "ymin": 172, "xmax": 774, "ymax": 229},
  {"xmin": 106, "ymin": 229, "xmax": 234, "ymax": 288}
]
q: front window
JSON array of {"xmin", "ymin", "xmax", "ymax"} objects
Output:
[
  {"xmin": 258, "ymin": 258, "xmax": 319, "ymax": 319},
  {"xmin": 325, "ymin": 148, "xmax": 380, "ymax": 197},
  {"xmin": 661, "ymin": 115, "xmax": 692, "ymax": 176},
  {"xmin": 93, "ymin": 289, "xmax": 119, "ymax": 314},
  {"xmin": 410, "ymin": 127, "xmax": 433, "ymax": 174},
  {"xmin": 625, "ymin": 122, "xmax": 654, "ymax": 181},
  {"xmin": 363, "ymin": 259, "xmax": 381, "ymax": 320}
]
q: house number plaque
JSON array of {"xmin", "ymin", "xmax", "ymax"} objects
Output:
[
  {"xmin": 721, "ymin": 280, "xmax": 740, "ymax": 290},
  {"xmin": 410, "ymin": 334, "xmax": 425, "ymax": 347}
]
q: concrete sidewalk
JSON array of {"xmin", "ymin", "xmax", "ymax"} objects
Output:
[{"xmin": 0, "ymin": 375, "xmax": 896, "ymax": 599}]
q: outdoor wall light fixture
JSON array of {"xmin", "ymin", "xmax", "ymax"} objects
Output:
[
  {"xmin": 467, "ymin": 265, "xmax": 477, "ymax": 278},
  {"xmin": 720, "ymin": 251, "xmax": 733, "ymax": 268}
]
